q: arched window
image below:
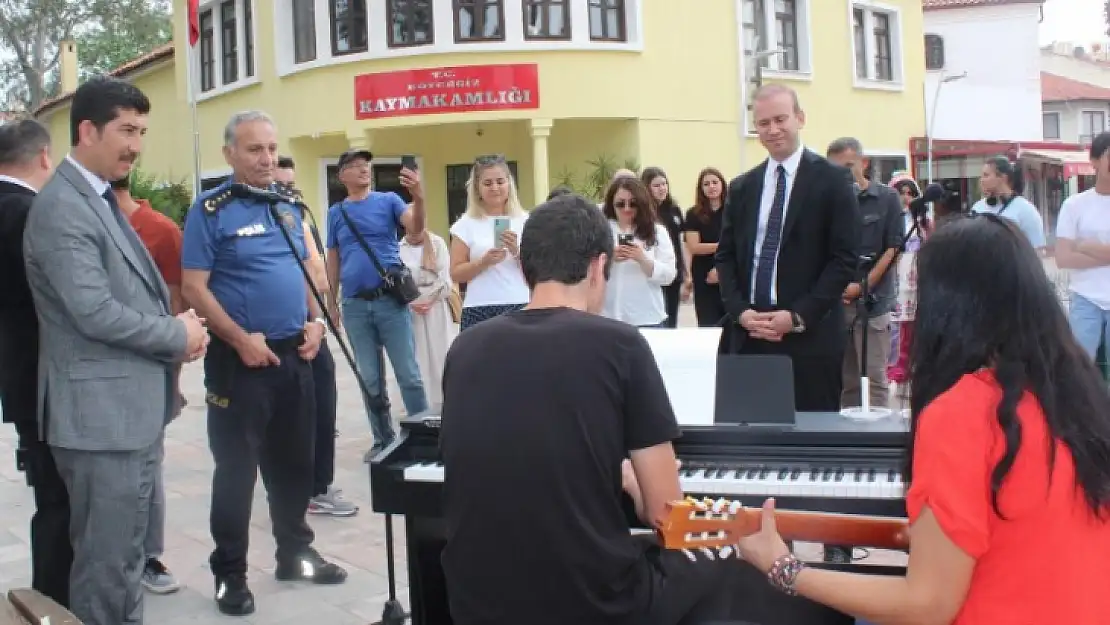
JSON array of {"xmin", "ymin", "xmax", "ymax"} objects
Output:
[{"xmin": 925, "ymin": 33, "xmax": 945, "ymax": 70}]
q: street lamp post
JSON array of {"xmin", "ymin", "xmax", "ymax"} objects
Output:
[
  {"xmin": 926, "ymin": 71, "xmax": 968, "ymax": 183},
  {"xmin": 739, "ymin": 48, "xmax": 785, "ymax": 169}
]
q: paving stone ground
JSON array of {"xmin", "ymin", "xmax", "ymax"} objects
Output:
[{"xmin": 0, "ymin": 300, "xmax": 914, "ymax": 624}]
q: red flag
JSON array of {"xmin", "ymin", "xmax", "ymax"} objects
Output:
[{"xmin": 187, "ymin": 0, "xmax": 200, "ymax": 47}]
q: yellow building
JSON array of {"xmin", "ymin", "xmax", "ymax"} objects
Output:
[{"xmin": 35, "ymin": 0, "xmax": 927, "ymax": 235}]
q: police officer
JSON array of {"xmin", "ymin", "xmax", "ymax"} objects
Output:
[{"xmin": 181, "ymin": 111, "xmax": 347, "ymax": 617}]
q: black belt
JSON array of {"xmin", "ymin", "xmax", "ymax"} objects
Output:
[
  {"xmin": 211, "ymin": 334, "xmax": 303, "ymax": 353},
  {"xmin": 354, "ymin": 286, "xmax": 388, "ymax": 301}
]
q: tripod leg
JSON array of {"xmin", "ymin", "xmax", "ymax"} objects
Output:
[{"xmin": 372, "ymin": 514, "xmax": 410, "ymax": 625}]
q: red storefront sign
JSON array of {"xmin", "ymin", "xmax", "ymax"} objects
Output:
[{"xmin": 354, "ymin": 63, "xmax": 540, "ymax": 120}]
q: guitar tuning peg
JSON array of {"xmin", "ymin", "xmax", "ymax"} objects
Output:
[
  {"xmin": 728, "ymin": 500, "xmax": 743, "ymax": 514},
  {"xmin": 681, "ymin": 549, "xmax": 696, "ymax": 562},
  {"xmin": 693, "ymin": 499, "xmax": 708, "ymax": 511},
  {"xmin": 698, "ymin": 547, "xmax": 716, "ymax": 561},
  {"xmin": 711, "ymin": 498, "xmax": 727, "ymax": 513},
  {"xmin": 718, "ymin": 545, "xmax": 734, "ymax": 559}
]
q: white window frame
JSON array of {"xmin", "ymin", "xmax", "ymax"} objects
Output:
[
  {"xmin": 317, "ymin": 155, "xmax": 427, "ymax": 216},
  {"xmin": 273, "ymin": 0, "xmax": 643, "ymax": 78},
  {"xmin": 193, "ymin": 0, "xmax": 259, "ymax": 102},
  {"xmin": 738, "ymin": 0, "xmax": 812, "ymax": 80},
  {"xmin": 848, "ymin": 0, "xmax": 904, "ymax": 92},
  {"xmin": 1042, "ymin": 111, "xmax": 1062, "ymax": 141},
  {"xmin": 865, "ymin": 150, "xmax": 910, "ymax": 183},
  {"xmin": 1079, "ymin": 108, "xmax": 1107, "ymax": 145}
]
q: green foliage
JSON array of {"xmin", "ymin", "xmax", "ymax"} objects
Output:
[
  {"xmin": 553, "ymin": 154, "xmax": 642, "ymax": 201},
  {"xmin": 0, "ymin": 0, "xmax": 171, "ymax": 111},
  {"xmin": 127, "ymin": 168, "xmax": 190, "ymax": 227}
]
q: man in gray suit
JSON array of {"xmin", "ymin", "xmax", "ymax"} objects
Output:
[{"xmin": 22, "ymin": 76, "xmax": 209, "ymax": 625}]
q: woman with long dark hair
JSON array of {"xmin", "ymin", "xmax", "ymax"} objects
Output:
[
  {"xmin": 736, "ymin": 215, "xmax": 1110, "ymax": 624},
  {"xmin": 970, "ymin": 155, "xmax": 1046, "ymax": 250},
  {"xmin": 641, "ymin": 166, "xmax": 687, "ymax": 328},
  {"xmin": 683, "ymin": 167, "xmax": 728, "ymax": 326}
]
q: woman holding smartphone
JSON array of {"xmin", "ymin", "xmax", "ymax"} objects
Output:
[
  {"xmin": 449, "ymin": 155, "xmax": 530, "ymax": 331},
  {"xmin": 600, "ymin": 177, "xmax": 677, "ymax": 327}
]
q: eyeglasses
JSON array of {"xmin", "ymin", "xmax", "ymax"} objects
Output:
[{"xmin": 475, "ymin": 154, "xmax": 507, "ymax": 166}]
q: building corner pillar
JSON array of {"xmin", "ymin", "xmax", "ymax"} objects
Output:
[{"xmin": 530, "ymin": 119, "xmax": 554, "ymax": 206}]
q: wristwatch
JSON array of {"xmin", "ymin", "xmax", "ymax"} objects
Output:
[
  {"xmin": 790, "ymin": 312, "xmax": 806, "ymax": 333},
  {"xmin": 312, "ymin": 317, "xmax": 328, "ymax": 331}
]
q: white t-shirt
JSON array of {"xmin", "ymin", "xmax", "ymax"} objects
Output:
[
  {"xmin": 601, "ymin": 221, "xmax": 678, "ymax": 326},
  {"xmin": 450, "ymin": 213, "xmax": 531, "ymax": 308},
  {"xmin": 1055, "ymin": 189, "xmax": 1110, "ymax": 310}
]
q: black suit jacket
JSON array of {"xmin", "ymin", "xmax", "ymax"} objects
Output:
[
  {"xmin": 0, "ymin": 180, "xmax": 40, "ymax": 425},
  {"xmin": 715, "ymin": 149, "xmax": 860, "ymax": 355}
]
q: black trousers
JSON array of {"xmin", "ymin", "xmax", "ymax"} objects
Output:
[
  {"xmin": 693, "ymin": 282, "xmax": 726, "ymax": 328},
  {"xmin": 12, "ymin": 418, "xmax": 72, "ymax": 608},
  {"xmin": 662, "ymin": 282, "xmax": 682, "ymax": 328},
  {"xmin": 311, "ymin": 339, "xmax": 337, "ymax": 496},
  {"xmin": 634, "ymin": 540, "xmax": 743, "ymax": 625},
  {"xmin": 205, "ymin": 336, "xmax": 316, "ymax": 576}
]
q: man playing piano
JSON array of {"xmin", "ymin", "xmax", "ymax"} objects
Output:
[{"xmin": 440, "ymin": 193, "xmax": 740, "ymax": 625}]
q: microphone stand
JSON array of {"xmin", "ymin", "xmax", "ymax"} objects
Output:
[{"xmin": 855, "ymin": 254, "xmax": 876, "ymax": 414}]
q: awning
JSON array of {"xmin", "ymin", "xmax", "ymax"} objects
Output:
[{"xmin": 1020, "ymin": 148, "xmax": 1095, "ymax": 178}]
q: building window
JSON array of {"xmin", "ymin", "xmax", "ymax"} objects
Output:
[
  {"xmin": 852, "ymin": 3, "xmax": 901, "ymax": 84},
  {"xmin": 742, "ymin": 0, "xmax": 806, "ymax": 73},
  {"xmin": 199, "ymin": 9, "xmax": 215, "ymax": 91},
  {"xmin": 388, "ymin": 0, "xmax": 434, "ymax": 47},
  {"xmin": 220, "ymin": 1, "xmax": 237, "ymax": 84},
  {"xmin": 588, "ymin": 0, "xmax": 625, "ymax": 41},
  {"xmin": 524, "ymin": 0, "xmax": 570, "ymax": 39},
  {"xmin": 1043, "ymin": 112, "xmax": 1061, "ymax": 140},
  {"xmin": 292, "ymin": 0, "xmax": 317, "ymax": 63},
  {"xmin": 1081, "ymin": 110, "xmax": 1106, "ymax": 145},
  {"xmin": 331, "ymin": 0, "xmax": 369, "ymax": 55},
  {"xmin": 454, "ymin": 0, "xmax": 505, "ymax": 42},
  {"xmin": 869, "ymin": 156, "xmax": 908, "ymax": 185},
  {"xmin": 243, "ymin": 0, "xmax": 254, "ymax": 77},
  {"xmin": 924, "ymin": 33, "xmax": 944, "ymax": 70}
]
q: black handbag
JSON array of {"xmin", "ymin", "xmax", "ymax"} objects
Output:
[{"xmin": 337, "ymin": 202, "xmax": 420, "ymax": 305}]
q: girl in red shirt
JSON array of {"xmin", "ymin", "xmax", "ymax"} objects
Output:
[{"xmin": 738, "ymin": 214, "xmax": 1110, "ymax": 624}]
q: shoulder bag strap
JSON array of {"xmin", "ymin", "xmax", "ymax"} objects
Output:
[{"xmin": 338, "ymin": 201, "xmax": 389, "ymax": 280}]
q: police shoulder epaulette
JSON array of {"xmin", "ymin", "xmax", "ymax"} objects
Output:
[{"xmin": 203, "ymin": 189, "xmax": 236, "ymax": 214}]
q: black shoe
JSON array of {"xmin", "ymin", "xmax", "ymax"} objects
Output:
[
  {"xmin": 274, "ymin": 549, "xmax": 348, "ymax": 585},
  {"xmin": 214, "ymin": 574, "xmax": 255, "ymax": 616}
]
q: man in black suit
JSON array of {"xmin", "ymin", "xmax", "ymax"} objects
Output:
[
  {"xmin": 0, "ymin": 118, "xmax": 72, "ymax": 606},
  {"xmin": 715, "ymin": 85, "xmax": 860, "ymax": 411}
]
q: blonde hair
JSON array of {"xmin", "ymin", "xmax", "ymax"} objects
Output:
[
  {"xmin": 420, "ymin": 232, "xmax": 438, "ymax": 273},
  {"xmin": 464, "ymin": 160, "xmax": 525, "ymax": 219}
]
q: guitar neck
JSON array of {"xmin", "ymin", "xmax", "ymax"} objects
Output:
[{"xmin": 770, "ymin": 509, "xmax": 909, "ymax": 550}]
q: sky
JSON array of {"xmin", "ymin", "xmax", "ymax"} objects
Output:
[{"xmin": 1041, "ymin": 0, "xmax": 1105, "ymax": 45}]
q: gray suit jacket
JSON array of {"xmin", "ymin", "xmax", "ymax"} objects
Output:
[{"xmin": 23, "ymin": 159, "xmax": 187, "ymax": 452}]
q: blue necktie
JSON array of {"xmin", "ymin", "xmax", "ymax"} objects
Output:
[{"xmin": 753, "ymin": 164, "xmax": 787, "ymax": 308}]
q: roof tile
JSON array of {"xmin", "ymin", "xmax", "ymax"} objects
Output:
[{"xmin": 1041, "ymin": 72, "xmax": 1110, "ymax": 102}]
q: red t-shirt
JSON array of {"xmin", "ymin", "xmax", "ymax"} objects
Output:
[
  {"xmin": 906, "ymin": 370, "xmax": 1110, "ymax": 624},
  {"xmin": 127, "ymin": 200, "xmax": 183, "ymax": 286}
]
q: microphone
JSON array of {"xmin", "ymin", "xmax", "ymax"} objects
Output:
[
  {"xmin": 228, "ymin": 182, "xmax": 306, "ymax": 208},
  {"xmin": 908, "ymin": 182, "xmax": 944, "ymax": 220}
]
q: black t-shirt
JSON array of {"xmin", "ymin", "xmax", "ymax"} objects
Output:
[
  {"xmin": 656, "ymin": 201, "xmax": 686, "ymax": 284},
  {"xmin": 682, "ymin": 207, "xmax": 723, "ymax": 284},
  {"xmin": 440, "ymin": 307, "xmax": 681, "ymax": 625}
]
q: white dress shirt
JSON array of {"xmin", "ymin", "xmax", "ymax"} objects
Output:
[
  {"xmin": 750, "ymin": 144, "xmax": 805, "ymax": 305},
  {"xmin": 602, "ymin": 220, "xmax": 677, "ymax": 326},
  {"xmin": 0, "ymin": 174, "xmax": 37, "ymax": 193},
  {"xmin": 66, "ymin": 155, "xmax": 111, "ymax": 197}
]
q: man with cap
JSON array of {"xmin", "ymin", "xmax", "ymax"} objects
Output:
[
  {"xmin": 325, "ymin": 148, "xmax": 428, "ymax": 460},
  {"xmin": 181, "ymin": 111, "xmax": 347, "ymax": 617}
]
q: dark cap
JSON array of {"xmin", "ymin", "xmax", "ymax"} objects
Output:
[{"xmin": 337, "ymin": 149, "xmax": 373, "ymax": 169}]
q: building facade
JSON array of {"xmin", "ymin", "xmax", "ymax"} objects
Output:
[{"xmin": 35, "ymin": 0, "xmax": 925, "ymax": 235}]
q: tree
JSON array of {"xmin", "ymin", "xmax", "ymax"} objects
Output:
[{"xmin": 0, "ymin": 0, "xmax": 171, "ymax": 112}]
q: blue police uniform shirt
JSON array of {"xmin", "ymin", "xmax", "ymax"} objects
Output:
[
  {"xmin": 326, "ymin": 192, "xmax": 407, "ymax": 296},
  {"xmin": 181, "ymin": 181, "xmax": 308, "ymax": 340}
]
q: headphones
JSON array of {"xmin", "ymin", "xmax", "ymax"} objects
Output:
[{"xmin": 984, "ymin": 157, "xmax": 1020, "ymax": 214}]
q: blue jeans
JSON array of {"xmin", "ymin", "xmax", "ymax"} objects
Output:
[
  {"xmin": 1068, "ymin": 292, "xmax": 1110, "ymax": 361},
  {"xmin": 342, "ymin": 296, "xmax": 428, "ymax": 447}
]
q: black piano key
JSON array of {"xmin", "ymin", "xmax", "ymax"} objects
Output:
[
  {"xmin": 758, "ymin": 467, "xmax": 770, "ymax": 479},
  {"xmin": 821, "ymin": 469, "xmax": 831, "ymax": 481},
  {"xmin": 853, "ymin": 469, "xmax": 862, "ymax": 482},
  {"xmin": 776, "ymin": 467, "xmax": 789, "ymax": 480},
  {"xmin": 868, "ymin": 468, "xmax": 877, "ymax": 482},
  {"xmin": 808, "ymin": 468, "xmax": 818, "ymax": 480},
  {"xmin": 834, "ymin": 467, "xmax": 844, "ymax": 480},
  {"xmin": 789, "ymin": 468, "xmax": 801, "ymax": 480}
]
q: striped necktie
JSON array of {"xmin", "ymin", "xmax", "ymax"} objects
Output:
[{"xmin": 753, "ymin": 164, "xmax": 787, "ymax": 308}]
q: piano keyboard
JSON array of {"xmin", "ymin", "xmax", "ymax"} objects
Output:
[{"xmin": 402, "ymin": 462, "xmax": 904, "ymax": 500}]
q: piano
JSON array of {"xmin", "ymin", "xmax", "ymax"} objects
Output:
[{"xmin": 370, "ymin": 410, "xmax": 910, "ymax": 625}]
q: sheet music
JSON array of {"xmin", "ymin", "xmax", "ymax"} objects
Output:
[{"xmin": 639, "ymin": 328, "xmax": 721, "ymax": 426}]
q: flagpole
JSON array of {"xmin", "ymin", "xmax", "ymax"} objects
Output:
[{"xmin": 185, "ymin": 15, "xmax": 202, "ymax": 199}]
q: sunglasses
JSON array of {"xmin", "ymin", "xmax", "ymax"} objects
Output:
[{"xmin": 614, "ymin": 200, "xmax": 639, "ymax": 210}]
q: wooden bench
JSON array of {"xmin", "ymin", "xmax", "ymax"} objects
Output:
[{"xmin": 0, "ymin": 589, "xmax": 81, "ymax": 625}]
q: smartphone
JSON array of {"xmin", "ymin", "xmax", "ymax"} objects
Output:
[
  {"xmin": 401, "ymin": 154, "xmax": 418, "ymax": 171},
  {"xmin": 493, "ymin": 217, "xmax": 511, "ymax": 249},
  {"xmin": 617, "ymin": 234, "xmax": 634, "ymax": 246}
]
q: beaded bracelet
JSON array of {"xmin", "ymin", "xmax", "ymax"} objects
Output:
[{"xmin": 767, "ymin": 553, "xmax": 805, "ymax": 595}]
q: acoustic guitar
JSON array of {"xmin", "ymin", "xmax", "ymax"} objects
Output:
[{"xmin": 655, "ymin": 497, "xmax": 909, "ymax": 558}]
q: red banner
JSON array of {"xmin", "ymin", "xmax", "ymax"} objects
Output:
[{"xmin": 354, "ymin": 63, "xmax": 540, "ymax": 120}]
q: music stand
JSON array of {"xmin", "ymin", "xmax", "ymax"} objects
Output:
[{"xmin": 713, "ymin": 354, "xmax": 796, "ymax": 426}]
